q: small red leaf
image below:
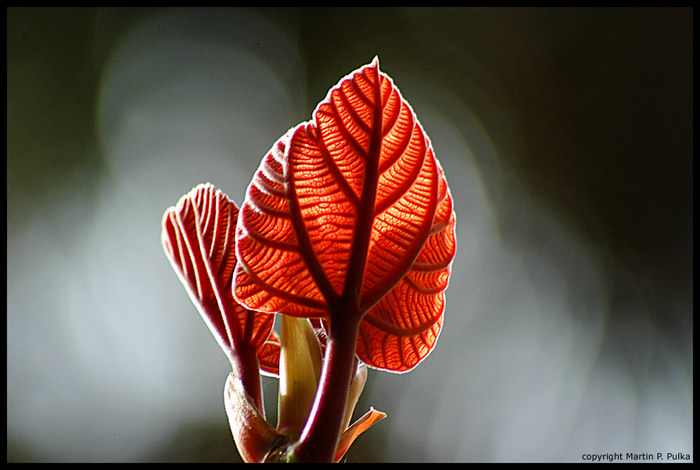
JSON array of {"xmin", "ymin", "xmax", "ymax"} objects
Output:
[
  {"xmin": 257, "ymin": 330, "xmax": 281, "ymax": 376},
  {"xmin": 234, "ymin": 58, "xmax": 456, "ymax": 372},
  {"xmin": 162, "ymin": 183, "xmax": 278, "ymax": 368}
]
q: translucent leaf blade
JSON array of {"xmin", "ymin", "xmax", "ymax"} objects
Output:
[
  {"xmin": 358, "ymin": 166, "xmax": 456, "ymax": 372},
  {"xmin": 234, "ymin": 132, "xmax": 329, "ymax": 318}
]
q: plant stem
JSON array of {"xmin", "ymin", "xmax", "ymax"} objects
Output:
[
  {"xmin": 229, "ymin": 342, "xmax": 264, "ymax": 416},
  {"xmin": 291, "ymin": 307, "xmax": 361, "ymax": 462}
]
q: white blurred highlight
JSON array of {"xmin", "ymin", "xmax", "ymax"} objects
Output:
[{"xmin": 8, "ymin": 9, "xmax": 303, "ymax": 462}]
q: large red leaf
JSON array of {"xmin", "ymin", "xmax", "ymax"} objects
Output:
[
  {"xmin": 234, "ymin": 58, "xmax": 456, "ymax": 372},
  {"xmin": 162, "ymin": 183, "xmax": 279, "ymax": 375}
]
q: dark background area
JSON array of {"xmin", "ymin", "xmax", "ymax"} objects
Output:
[
  {"xmin": 7, "ymin": 7, "xmax": 692, "ymax": 462},
  {"xmin": 296, "ymin": 7, "xmax": 693, "ymax": 335}
]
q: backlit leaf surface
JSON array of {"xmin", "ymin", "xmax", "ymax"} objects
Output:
[
  {"xmin": 356, "ymin": 164, "xmax": 455, "ymax": 371},
  {"xmin": 162, "ymin": 183, "xmax": 279, "ymax": 374},
  {"xmin": 234, "ymin": 59, "xmax": 456, "ymax": 372}
]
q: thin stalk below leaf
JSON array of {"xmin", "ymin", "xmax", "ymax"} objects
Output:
[{"xmin": 290, "ymin": 309, "xmax": 361, "ymax": 462}]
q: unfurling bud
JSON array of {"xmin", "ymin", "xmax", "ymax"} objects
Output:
[{"xmin": 277, "ymin": 315, "xmax": 323, "ymax": 437}]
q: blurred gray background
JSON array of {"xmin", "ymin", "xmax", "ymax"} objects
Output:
[{"xmin": 7, "ymin": 7, "xmax": 692, "ymax": 462}]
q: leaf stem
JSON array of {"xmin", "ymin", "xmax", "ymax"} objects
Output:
[
  {"xmin": 291, "ymin": 306, "xmax": 361, "ymax": 462},
  {"xmin": 229, "ymin": 342, "xmax": 264, "ymax": 416}
]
